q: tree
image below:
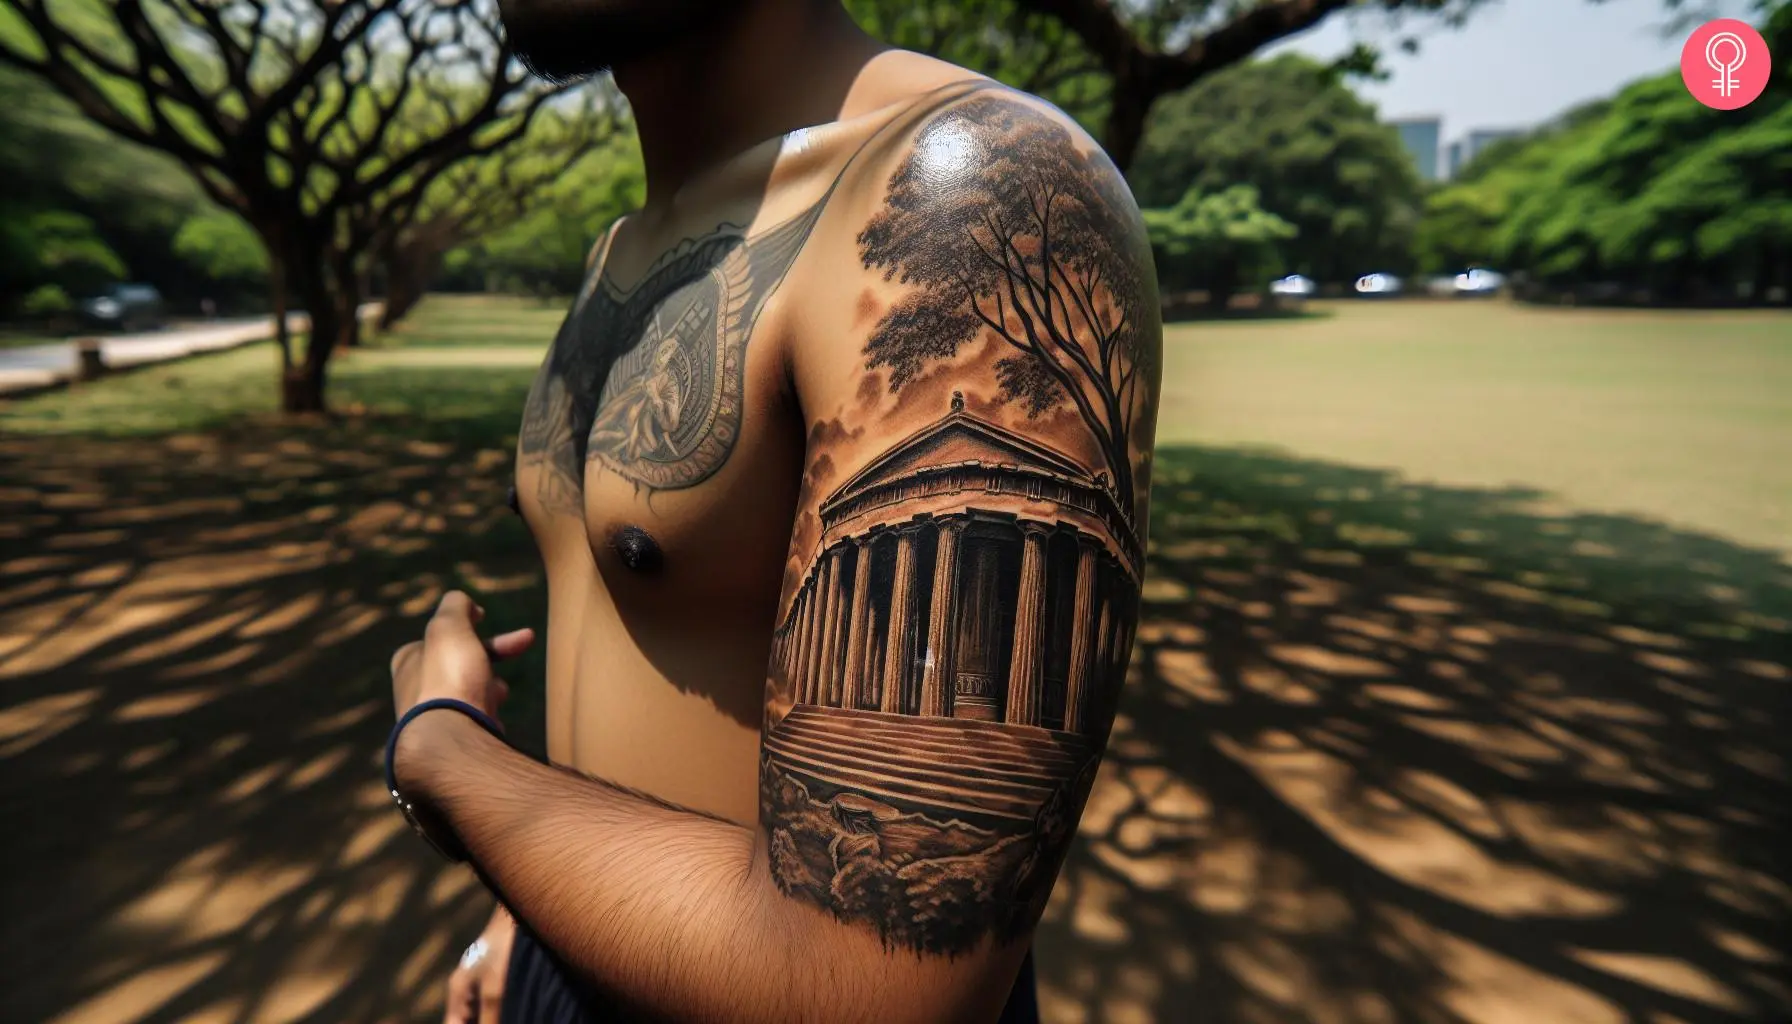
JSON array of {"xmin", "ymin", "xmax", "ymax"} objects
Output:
[
  {"xmin": 857, "ymin": 98, "xmax": 1153, "ymax": 515},
  {"xmin": 1130, "ymin": 54, "xmax": 1423, "ymax": 285},
  {"xmin": 847, "ymin": 0, "xmax": 1109, "ymax": 132},
  {"xmin": 1410, "ymin": 98, "xmax": 1612, "ymax": 275},
  {"xmin": 0, "ymin": 0, "xmax": 590, "ymax": 411},
  {"xmin": 995, "ymin": 0, "xmax": 1737, "ymax": 169},
  {"xmin": 1144, "ymin": 184, "xmax": 1296, "ymax": 310},
  {"xmin": 436, "ymin": 133, "xmax": 646, "ymax": 300},
  {"xmin": 373, "ymin": 92, "xmax": 621, "ymax": 327},
  {"xmin": 986, "ymin": 0, "xmax": 1460, "ymax": 167}
]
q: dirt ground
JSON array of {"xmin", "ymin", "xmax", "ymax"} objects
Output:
[
  {"xmin": 1, "ymin": 424, "xmax": 541, "ymax": 1024},
  {"xmin": 5, "ymin": 425, "xmax": 1786, "ymax": 1024}
]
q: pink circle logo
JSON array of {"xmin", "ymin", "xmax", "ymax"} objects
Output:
[{"xmin": 1681, "ymin": 19, "xmax": 1771, "ymax": 110}]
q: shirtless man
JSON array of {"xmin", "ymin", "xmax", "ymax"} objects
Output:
[{"xmin": 384, "ymin": 1, "xmax": 1162, "ymax": 1020}]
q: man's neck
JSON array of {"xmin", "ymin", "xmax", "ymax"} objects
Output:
[{"xmin": 613, "ymin": 1, "xmax": 885, "ymax": 217}]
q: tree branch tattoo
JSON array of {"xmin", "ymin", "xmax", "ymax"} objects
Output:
[
  {"xmin": 761, "ymin": 96, "xmax": 1157, "ymax": 957},
  {"xmin": 857, "ymin": 95, "xmax": 1153, "ymax": 520}
]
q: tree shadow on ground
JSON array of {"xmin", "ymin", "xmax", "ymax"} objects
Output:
[
  {"xmin": 1037, "ymin": 446, "xmax": 1791, "ymax": 1024},
  {"xmin": 4, "ymin": 418, "xmax": 1789, "ymax": 1024},
  {"xmin": 0, "ymin": 377, "xmax": 551, "ymax": 1024}
]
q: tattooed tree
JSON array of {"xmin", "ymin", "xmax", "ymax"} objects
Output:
[{"xmin": 858, "ymin": 98, "xmax": 1150, "ymax": 515}]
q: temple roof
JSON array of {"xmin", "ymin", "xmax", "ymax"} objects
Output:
[{"xmin": 822, "ymin": 393, "xmax": 1094, "ymax": 515}]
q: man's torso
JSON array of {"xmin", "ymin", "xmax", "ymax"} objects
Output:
[{"xmin": 511, "ymin": 56, "xmax": 986, "ymax": 826}]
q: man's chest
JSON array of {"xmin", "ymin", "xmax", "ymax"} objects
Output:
[{"xmin": 512, "ymin": 197, "xmax": 830, "ymax": 597}]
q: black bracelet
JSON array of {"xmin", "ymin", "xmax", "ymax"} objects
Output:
[{"xmin": 385, "ymin": 698, "xmax": 505, "ymax": 862}]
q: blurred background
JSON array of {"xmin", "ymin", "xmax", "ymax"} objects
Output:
[{"xmin": 1, "ymin": 0, "xmax": 1787, "ymax": 1022}]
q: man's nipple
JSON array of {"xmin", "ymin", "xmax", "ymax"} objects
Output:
[{"xmin": 609, "ymin": 524, "xmax": 665, "ymax": 573}]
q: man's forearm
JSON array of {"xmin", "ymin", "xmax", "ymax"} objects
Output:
[{"xmin": 394, "ymin": 712, "xmax": 895, "ymax": 1022}]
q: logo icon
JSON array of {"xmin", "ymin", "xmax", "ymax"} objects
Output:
[{"xmin": 1682, "ymin": 19, "xmax": 1771, "ymax": 110}]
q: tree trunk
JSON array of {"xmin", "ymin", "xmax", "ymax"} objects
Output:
[
  {"xmin": 285, "ymin": 261, "xmax": 339, "ymax": 415},
  {"xmin": 270, "ymin": 255, "xmax": 293, "ymax": 372},
  {"xmin": 1207, "ymin": 259, "xmax": 1239, "ymax": 314},
  {"xmin": 336, "ymin": 258, "xmax": 366, "ymax": 348},
  {"xmin": 340, "ymin": 291, "xmax": 364, "ymax": 351},
  {"xmin": 1101, "ymin": 65, "xmax": 1154, "ymax": 171},
  {"xmin": 349, "ymin": 263, "xmax": 373, "ymax": 345},
  {"xmin": 378, "ymin": 240, "xmax": 441, "ymax": 331},
  {"xmin": 282, "ymin": 365, "xmax": 327, "ymax": 413}
]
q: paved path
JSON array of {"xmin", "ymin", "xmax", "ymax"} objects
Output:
[{"xmin": 0, "ymin": 305, "xmax": 378, "ymax": 396}]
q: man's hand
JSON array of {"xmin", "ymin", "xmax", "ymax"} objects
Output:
[
  {"xmin": 444, "ymin": 904, "xmax": 517, "ymax": 1024},
  {"xmin": 390, "ymin": 590, "xmax": 535, "ymax": 722}
]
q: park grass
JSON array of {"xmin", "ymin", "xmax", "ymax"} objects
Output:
[
  {"xmin": 374, "ymin": 292, "xmax": 567, "ymax": 348},
  {"xmin": 1161, "ymin": 299, "xmax": 1792, "ymax": 551},
  {"xmin": 6, "ymin": 293, "xmax": 1786, "ymax": 547},
  {"xmin": 0, "ymin": 331, "xmax": 60, "ymax": 351},
  {"xmin": 0, "ymin": 294, "xmax": 553, "ymax": 438}
]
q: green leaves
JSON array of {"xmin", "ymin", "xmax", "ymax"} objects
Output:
[
  {"xmin": 1143, "ymin": 184, "xmax": 1296, "ymax": 258},
  {"xmin": 173, "ymin": 210, "xmax": 269, "ymax": 282},
  {"xmin": 1429, "ymin": 27, "xmax": 1792, "ymax": 297},
  {"xmin": 1131, "ymin": 54, "xmax": 1423, "ymax": 287}
]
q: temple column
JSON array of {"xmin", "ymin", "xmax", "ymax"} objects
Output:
[
  {"xmin": 880, "ymin": 526, "xmax": 920, "ymax": 714},
  {"xmin": 842, "ymin": 536, "xmax": 875, "ymax": 709},
  {"xmin": 918, "ymin": 517, "xmax": 965, "ymax": 717},
  {"xmin": 866, "ymin": 629, "xmax": 885, "ymax": 711},
  {"xmin": 817, "ymin": 547, "xmax": 846, "ymax": 707},
  {"xmin": 1062, "ymin": 539, "xmax": 1101, "ymax": 733},
  {"xmin": 1094, "ymin": 583, "xmax": 1113, "ymax": 674},
  {"xmin": 1004, "ymin": 521, "xmax": 1051, "ymax": 727},
  {"xmin": 794, "ymin": 582, "xmax": 817, "ymax": 703}
]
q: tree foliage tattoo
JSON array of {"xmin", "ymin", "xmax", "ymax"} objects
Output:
[{"xmin": 857, "ymin": 96, "xmax": 1153, "ymax": 517}]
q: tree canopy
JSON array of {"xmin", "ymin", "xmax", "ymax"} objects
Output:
[
  {"xmin": 1131, "ymin": 54, "xmax": 1424, "ymax": 287},
  {"xmin": 1143, "ymin": 184, "xmax": 1297, "ymax": 309}
]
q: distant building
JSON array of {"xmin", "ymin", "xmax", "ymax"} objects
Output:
[
  {"xmin": 1390, "ymin": 117, "xmax": 1443, "ymax": 182},
  {"xmin": 1447, "ymin": 127, "xmax": 1527, "ymax": 178}
]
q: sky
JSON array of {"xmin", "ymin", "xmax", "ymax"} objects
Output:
[{"xmin": 1267, "ymin": 0, "xmax": 1761, "ymax": 141}]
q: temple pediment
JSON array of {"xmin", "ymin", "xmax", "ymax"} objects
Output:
[{"xmin": 825, "ymin": 405, "xmax": 1092, "ymax": 513}]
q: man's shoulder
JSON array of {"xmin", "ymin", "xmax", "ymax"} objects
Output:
[
  {"xmin": 852, "ymin": 80, "xmax": 1142, "ymax": 215},
  {"xmin": 834, "ymin": 79, "xmax": 1154, "ymax": 282}
]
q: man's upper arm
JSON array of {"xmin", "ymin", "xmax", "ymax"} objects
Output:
[{"xmin": 760, "ymin": 90, "xmax": 1161, "ymax": 965}]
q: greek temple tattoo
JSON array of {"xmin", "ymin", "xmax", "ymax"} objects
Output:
[{"xmin": 761, "ymin": 95, "xmax": 1159, "ymax": 955}]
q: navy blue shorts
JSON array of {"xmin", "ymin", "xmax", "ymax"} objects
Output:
[{"xmin": 500, "ymin": 924, "xmax": 1041, "ymax": 1022}]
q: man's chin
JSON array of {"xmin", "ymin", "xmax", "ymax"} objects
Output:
[
  {"xmin": 514, "ymin": 46, "xmax": 609, "ymax": 86},
  {"xmin": 498, "ymin": 0, "xmax": 715, "ymax": 83}
]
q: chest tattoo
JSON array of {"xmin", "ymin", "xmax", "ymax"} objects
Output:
[{"xmin": 519, "ymin": 195, "xmax": 827, "ymax": 511}]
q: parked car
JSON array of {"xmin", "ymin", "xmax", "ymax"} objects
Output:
[
  {"xmin": 79, "ymin": 283, "xmax": 166, "ymax": 332},
  {"xmin": 1451, "ymin": 268, "xmax": 1506, "ymax": 297},
  {"xmin": 1353, "ymin": 272, "xmax": 1404, "ymax": 297},
  {"xmin": 1269, "ymin": 274, "xmax": 1317, "ymax": 298}
]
